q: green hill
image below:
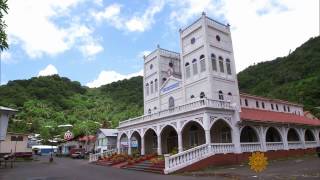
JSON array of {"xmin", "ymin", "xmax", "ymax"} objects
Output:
[{"xmin": 238, "ymin": 36, "xmax": 320, "ymax": 117}]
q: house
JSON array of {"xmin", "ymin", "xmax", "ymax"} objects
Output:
[
  {"xmin": 0, "ymin": 132, "xmax": 32, "ymax": 157},
  {"xmin": 95, "ymin": 129, "xmax": 117, "ymax": 153},
  {"xmin": 115, "ymin": 13, "xmax": 320, "ymax": 174},
  {"xmin": 78, "ymin": 135, "xmax": 96, "ymax": 153},
  {"xmin": 0, "ymin": 106, "xmax": 18, "ymax": 141}
]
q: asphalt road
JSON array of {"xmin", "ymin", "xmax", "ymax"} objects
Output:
[{"xmin": 0, "ymin": 156, "xmax": 216, "ymax": 180}]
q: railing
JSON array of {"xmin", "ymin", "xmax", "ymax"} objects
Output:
[
  {"xmin": 164, "ymin": 143, "xmax": 235, "ymax": 174},
  {"xmin": 305, "ymin": 141, "xmax": 318, "ymax": 148},
  {"xmin": 89, "ymin": 149, "xmax": 116, "ymax": 163},
  {"xmin": 119, "ymin": 99, "xmax": 233, "ymax": 128},
  {"xmin": 240, "ymin": 142, "xmax": 262, "ymax": 152},
  {"xmin": 266, "ymin": 142, "xmax": 284, "ymax": 151},
  {"xmin": 288, "ymin": 141, "xmax": 303, "ymax": 149}
]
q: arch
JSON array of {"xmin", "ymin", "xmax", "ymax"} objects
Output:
[
  {"xmin": 150, "ymin": 81, "xmax": 153, "ymax": 94},
  {"xmin": 143, "ymin": 128, "xmax": 158, "ymax": 154},
  {"xmin": 240, "ymin": 126, "xmax": 259, "ymax": 142},
  {"xmin": 130, "ymin": 131, "xmax": 142, "ymax": 155},
  {"xmin": 145, "ymin": 83, "xmax": 149, "ymax": 95},
  {"xmin": 160, "ymin": 125, "xmax": 178, "ymax": 154},
  {"xmin": 266, "ymin": 127, "xmax": 282, "ymax": 142},
  {"xmin": 119, "ymin": 132, "xmax": 129, "ymax": 153},
  {"xmin": 148, "ymin": 109, "xmax": 151, "ymax": 114},
  {"xmin": 181, "ymin": 121, "xmax": 205, "ymax": 150},
  {"xmin": 154, "ymin": 79, "xmax": 158, "ymax": 92},
  {"xmin": 218, "ymin": 90, "xmax": 224, "ymax": 100},
  {"xmin": 192, "ymin": 59, "xmax": 198, "ymax": 75},
  {"xmin": 169, "ymin": 97, "xmax": 175, "ymax": 109},
  {"xmin": 226, "ymin": 58, "xmax": 231, "ymax": 75},
  {"xmin": 287, "ymin": 128, "xmax": 300, "ymax": 141},
  {"xmin": 304, "ymin": 129, "xmax": 315, "ymax": 141},
  {"xmin": 210, "ymin": 119, "xmax": 232, "ymax": 143},
  {"xmin": 218, "ymin": 56, "xmax": 224, "ymax": 73},
  {"xmin": 211, "ymin": 53, "xmax": 217, "ymax": 71},
  {"xmin": 185, "ymin": 62, "xmax": 191, "ymax": 78},
  {"xmin": 200, "ymin": 92, "xmax": 205, "ymax": 99},
  {"xmin": 200, "ymin": 55, "xmax": 206, "ymax": 72}
]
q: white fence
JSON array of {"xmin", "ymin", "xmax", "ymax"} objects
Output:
[
  {"xmin": 89, "ymin": 149, "xmax": 116, "ymax": 163},
  {"xmin": 266, "ymin": 142, "xmax": 284, "ymax": 151},
  {"xmin": 240, "ymin": 142, "xmax": 262, "ymax": 152}
]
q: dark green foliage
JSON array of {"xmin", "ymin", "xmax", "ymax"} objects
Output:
[
  {"xmin": 0, "ymin": 0, "xmax": 8, "ymax": 51},
  {"xmin": 238, "ymin": 36, "xmax": 320, "ymax": 117}
]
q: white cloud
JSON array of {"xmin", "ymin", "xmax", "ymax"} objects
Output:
[
  {"xmin": 86, "ymin": 70, "xmax": 143, "ymax": 88},
  {"xmin": 138, "ymin": 50, "xmax": 152, "ymax": 58},
  {"xmin": 6, "ymin": 0, "xmax": 103, "ymax": 58},
  {"xmin": 0, "ymin": 51, "xmax": 12, "ymax": 64},
  {"xmin": 38, "ymin": 64, "xmax": 59, "ymax": 77},
  {"xmin": 92, "ymin": 1, "xmax": 165, "ymax": 32},
  {"xmin": 167, "ymin": 0, "xmax": 319, "ymax": 72}
]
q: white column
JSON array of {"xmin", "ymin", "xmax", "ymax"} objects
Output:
[
  {"xmin": 282, "ymin": 127, "xmax": 288, "ymax": 150},
  {"xmin": 203, "ymin": 113, "xmax": 211, "ymax": 144},
  {"xmin": 141, "ymin": 136, "xmax": 145, "ymax": 155},
  {"xmin": 128, "ymin": 137, "xmax": 132, "ymax": 155},
  {"xmin": 259, "ymin": 126, "xmax": 267, "ymax": 152},
  {"xmin": 232, "ymin": 125, "xmax": 241, "ymax": 153},
  {"xmin": 178, "ymin": 131, "xmax": 183, "ymax": 153},
  {"xmin": 117, "ymin": 134, "xmax": 121, "ymax": 154},
  {"xmin": 299, "ymin": 128, "xmax": 306, "ymax": 149},
  {"xmin": 157, "ymin": 134, "xmax": 162, "ymax": 155},
  {"xmin": 315, "ymin": 129, "xmax": 320, "ymax": 146}
]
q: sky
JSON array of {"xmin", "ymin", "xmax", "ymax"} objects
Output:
[{"xmin": 1, "ymin": 0, "xmax": 319, "ymax": 88}]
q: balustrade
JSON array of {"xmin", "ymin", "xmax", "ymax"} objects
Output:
[
  {"xmin": 240, "ymin": 142, "xmax": 262, "ymax": 152},
  {"xmin": 266, "ymin": 142, "xmax": 284, "ymax": 151}
]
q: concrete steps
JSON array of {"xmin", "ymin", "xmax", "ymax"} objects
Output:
[{"xmin": 123, "ymin": 160, "xmax": 164, "ymax": 174}]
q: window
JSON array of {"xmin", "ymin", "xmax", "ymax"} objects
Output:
[
  {"xmin": 283, "ymin": 105, "xmax": 286, "ymax": 112},
  {"xmin": 271, "ymin": 103, "xmax": 274, "ymax": 110},
  {"xmin": 218, "ymin": 91, "xmax": 224, "ymax": 100},
  {"xmin": 150, "ymin": 81, "xmax": 153, "ymax": 94},
  {"xmin": 288, "ymin": 106, "xmax": 290, "ymax": 112},
  {"xmin": 256, "ymin": 101, "xmax": 259, "ymax": 108},
  {"xmin": 262, "ymin": 102, "xmax": 265, "ymax": 109},
  {"xmin": 200, "ymin": 55, "xmax": 206, "ymax": 72},
  {"xmin": 169, "ymin": 62, "xmax": 174, "ymax": 67},
  {"xmin": 190, "ymin": 37, "xmax": 196, "ymax": 44},
  {"xmin": 216, "ymin": 35, "xmax": 221, "ymax": 42},
  {"xmin": 148, "ymin": 109, "xmax": 151, "ymax": 114},
  {"xmin": 276, "ymin": 104, "xmax": 279, "ymax": 111},
  {"xmin": 150, "ymin": 64, "xmax": 153, "ymax": 70},
  {"xmin": 190, "ymin": 95, "xmax": 195, "ymax": 99},
  {"xmin": 192, "ymin": 59, "xmax": 198, "ymax": 75},
  {"xmin": 245, "ymin": 99, "xmax": 248, "ymax": 106},
  {"xmin": 162, "ymin": 77, "xmax": 167, "ymax": 83},
  {"xmin": 219, "ymin": 56, "xmax": 224, "ymax": 73},
  {"xmin": 154, "ymin": 79, "xmax": 158, "ymax": 92},
  {"xmin": 154, "ymin": 107, "xmax": 157, "ymax": 110},
  {"xmin": 145, "ymin": 83, "xmax": 149, "ymax": 95},
  {"xmin": 11, "ymin": 135, "xmax": 23, "ymax": 141},
  {"xmin": 169, "ymin": 97, "xmax": 175, "ymax": 109},
  {"xmin": 211, "ymin": 54, "xmax": 217, "ymax": 71},
  {"xmin": 226, "ymin": 59, "xmax": 232, "ymax": 75},
  {"xmin": 185, "ymin": 63, "xmax": 191, "ymax": 78},
  {"xmin": 200, "ymin": 92, "xmax": 206, "ymax": 99}
]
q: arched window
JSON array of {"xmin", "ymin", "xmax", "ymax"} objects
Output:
[
  {"xmin": 226, "ymin": 58, "xmax": 231, "ymax": 75},
  {"xmin": 150, "ymin": 81, "xmax": 153, "ymax": 94},
  {"xmin": 185, "ymin": 62, "xmax": 191, "ymax": 78},
  {"xmin": 148, "ymin": 109, "xmax": 151, "ymax": 114},
  {"xmin": 146, "ymin": 83, "xmax": 149, "ymax": 96},
  {"xmin": 150, "ymin": 64, "xmax": 153, "ymax": 70},
  {"xmin": 169, "ymin": 97, "xmax": 175, "ymax": 109},
  {"xmin": 154, "ymin": 79, "xmax": 158, "ymax": 92},
  {"xmin": 245, "ymin": 99, "xmax": 248, "ymax": 106},
  {"xmin": 228, "ymin": 92, "xmax": 232, "ymax": 101},
  {"xmin": 262, "ymin": 102, "xmax": 265, "ymax": 109},
  {"xmin": 190, "ymin": 95, "xmax": 195, "ymax": 99},
  {"xmin": 271, "ymin": 103, "xmax": 274, "ymax": 110},
  {"xmin": 211, "ymin": 54, "xmax": 217, "ymax": 71},
  {"xmin": 219, "ymin": 56, "xmax": 224, "ymax": 73},
  {"xmin": 154, "ymin": 107, "xmax": 157, "ymax": 110},
  {"xmin": 256, "ymin": 101, "xmax": 259, "ymax": 108},
  {"xmin": 162, "ymin": 77, "xmax": 167, "ymax": 83},
  {"xmin": 192, "ymin": 59, "xmax": 198, "ymax": 75},
  {"xmin": 200, "ymin": 55, "xmax": 206, "ymax": 72},
  {"xmin": 218, "ymin": 91, "xmax": 224, "ymax": 100},
  {"xmin": 200, "ymin": 92, "xmax": 205, "ymax": 98}
]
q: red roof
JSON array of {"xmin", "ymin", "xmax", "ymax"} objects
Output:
[
  {"xmin": 78, "ymin": 135, "xmax": 96, "ymax": 142},
  {"xmin": 240, "ymin": 108, "xmax": 320, "ymax": 126}
]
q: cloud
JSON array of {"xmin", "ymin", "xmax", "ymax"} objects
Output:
[
  {"xmin": 92, "ymin": 1, "xmax": 165, "ymax": 32},
  {"xmin": 6, "ymin": 0, "xmax": 103, "ymax": 58},
  {"xmin": 138, "ymin": 50, "xmax": 152, "ymax": 58},
  {"xmin": 86, "ymin": 70, "xmax": 143, "ymax": 88},
  {"xmin": 0, "ymin": 51, "xmax": 13, "ymax": 64},
  {"xmin": 38, "ymin": 64, "xmax": 59, "ymax": 77}
]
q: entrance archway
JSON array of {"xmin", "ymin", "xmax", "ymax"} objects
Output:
[
  {"xmin": 240, "ymin": 126, "xmax": 259, "ymax": 142},
  {"xmin": 210, "ymin": 119, "xmax": 232, "ymax": 143},
  {"xmin": 130, "ymin": 131, "xmax": 141, "ymax": 155},
  {"xmin": 144, "ymin": 129, "xmax": 158, "ymax": 154},
  {"xmin": 305, "ymin": 129, "xmax": 315, "ymax": 141},
  {"xmin": 182, "ymin": 121, "xmax": 205, "ymax": 150},
  {"xmin": 287, "ymin": 128, "xmax": 300, "ymax": 141},
  {"xmin": 119, "ymin": 133, "xmax": 128, "ymax": 153},
  {"xmin": 266, "ymin": 127, "xmax": 282, "ymax": 142},
  {"xmin": 161, "ymin": 125, "xmax": 178, "ymax": 154}
]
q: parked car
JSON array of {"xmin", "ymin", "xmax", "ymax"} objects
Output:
[{"xmin": 71, "ymin": 152, "xmax": 84, "ymax": 159}]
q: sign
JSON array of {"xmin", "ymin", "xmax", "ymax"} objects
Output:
[
  {"xmin": 64, "ymin": 130, "xmax": 73, "ymax": 141},
  {"xmin": 161, "ymin": 82, "xmax": 179, "ymax": 93}
]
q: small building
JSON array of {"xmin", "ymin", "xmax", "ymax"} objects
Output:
[
  {"xmin": 78, "ymin": 135, "xmax": 96, "ymax": 153},
  {"xmin": 95, "ymin": 129, "xmax": 117, "ymax": 153},
  {"xmin": 0, "ymin": 132, "xmax": 32, "ymax": 157},
  {"xmin": 32, "ymin": 145, "xmax": 57, "ymax": 155},
  {"xmin": 0, "ymin": 106, "xmax": 18, "ymax": 141}
]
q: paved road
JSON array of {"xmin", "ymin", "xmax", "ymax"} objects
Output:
[{"xmin": 0, "ymin": 156, "xmax": 216, "ymax": 180}]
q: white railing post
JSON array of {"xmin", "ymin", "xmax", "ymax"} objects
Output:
[{"xmin": 164, "ymin": 154, "xmax": 170, "ymax": 174}]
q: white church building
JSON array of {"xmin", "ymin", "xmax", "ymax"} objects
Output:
[{"xmin": 116, "ymin": 13, "xmax": 320, "ymax": 174}]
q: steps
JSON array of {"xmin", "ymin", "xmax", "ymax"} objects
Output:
[{"xmin": 123, "ymin": 160, "xmax": 164, "ymax": 174}]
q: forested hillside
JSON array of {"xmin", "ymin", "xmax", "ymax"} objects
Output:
[
  {"xmin": 1, "ymin": 36, "xmax": 319, "ymax": 140},
  {"xmin": 238, "ymin": 36, "xmax": 320, "ymax": 117}
]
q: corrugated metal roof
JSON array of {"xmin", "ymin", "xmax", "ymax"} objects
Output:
[{"xmin": 99, "ymin": 129, "xmax": 118, "ymax": 137}]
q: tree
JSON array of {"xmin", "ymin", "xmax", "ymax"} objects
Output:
[{"xmin": 0, "ymin": 0, "xmax": 8, "ymax": 51}]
